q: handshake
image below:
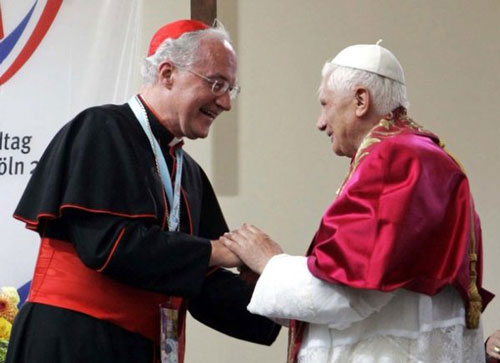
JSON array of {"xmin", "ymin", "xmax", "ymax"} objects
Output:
[{"xmin": 209, "ymin": 224, "xmax": 283, "ymax": 275}]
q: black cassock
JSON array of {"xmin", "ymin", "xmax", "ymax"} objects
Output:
[{"xmin": 7, "ymin": 99, "xmax": 280, "ymax": 363}]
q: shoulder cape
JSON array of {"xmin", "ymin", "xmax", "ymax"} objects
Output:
[
  {"xmin": 307, "ymin": 109, "xmax": 493, "ymax": 308},
  {"xmin": 14, "ymin": 103, "xmax": 165, "ymax": 232}
]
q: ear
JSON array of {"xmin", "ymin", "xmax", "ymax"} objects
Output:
[
  {"xmin": 157, "ymin": 61, "xmax": 175, "ymax": 89},
  {"xmin": 354, "ymin": 87, "xmax": 370, "ymax": 117}
]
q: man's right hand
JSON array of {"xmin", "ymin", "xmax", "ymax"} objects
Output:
[{"xmin": 209, "ymin": 239, "xmax": 243, "ymax": 268}]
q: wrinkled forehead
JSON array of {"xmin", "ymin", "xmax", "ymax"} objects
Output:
[
  {"xmin": 197, "ymin": 36, "xmax": 235, "ymax": 60},
  {"xmin": 199, "ymin": 35, "xmax": 236, "ymax": 56},
  {"xmin": 196, "ymin": 37, "xmax": 237, "ymax": 79}
]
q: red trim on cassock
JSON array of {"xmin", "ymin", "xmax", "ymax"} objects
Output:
[
  {"xmin": 97, "ymin": 227, "xmax": 126, "ymax": 272},
  {"xmin": 170, "ymin": 148, "xmax": 177, "ymax": 182},
  {"xmin": 13, "ymin": 204, "xmax": 158, "ymax": 229},
  {"xmin": 180, "ymin": 187, "xmax": 193, "ymax": 235},
  {"xmin": 159, "ymin": 185, "xmax": 169, "ymax": 230}
]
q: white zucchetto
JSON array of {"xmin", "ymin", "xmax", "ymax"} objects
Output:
[{"xmin": 331, "ymin": 41, "xmax": 406, "ymax": 85}]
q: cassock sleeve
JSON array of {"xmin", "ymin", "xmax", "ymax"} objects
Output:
[
  {"xmin": 62, "ymin": 210, "xmax": 212, "ymax": 297},
  {"xmin": 188, "ymin": 268, "xmax": 281, "ymax": 345}
]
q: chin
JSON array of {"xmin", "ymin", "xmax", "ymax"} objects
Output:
[
  {"xmin": 333, "ymin": 147, "xmax": 347, "ymax": 158},
  {"xmin": 332, "ymin": 144, "xmax": 341, "ymax": 156},
  {"xmin": 188, "ymin": 130, "xmax": 210, "ymax": 140}
]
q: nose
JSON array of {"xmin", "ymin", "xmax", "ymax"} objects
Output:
[
  {"xmin": 216, "ymin": 91, "xmax": 232, "ymax": 111},
  {"xmin": 316, "ymin": 116, "xmax": 326, "ymax": 131}
]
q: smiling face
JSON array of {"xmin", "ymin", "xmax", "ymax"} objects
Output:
[
  {"xmin": 316, "ymin": 75, "xmax": 375, "ymax": 158},
  {"xmin": 316, "ymin": 77, "xmax": 359, "ymax": 157},
  {"xmin": 167, "ymin": 37, "xmax": 237, "ymax": 139}
]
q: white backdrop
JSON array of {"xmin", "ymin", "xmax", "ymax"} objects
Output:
[{"xmin": 0, "ymin": 0, "xmax": 142, "ymax": 290}]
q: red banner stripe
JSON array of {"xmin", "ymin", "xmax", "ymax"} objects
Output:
[{"xmin": 0, "ymin": 0, "xmax": 62, "ymax": 85}]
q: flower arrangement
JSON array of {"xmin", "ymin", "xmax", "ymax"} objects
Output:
[{"xmin": 0, "ymin": 287, "xmax": 20, "ymax": 363}]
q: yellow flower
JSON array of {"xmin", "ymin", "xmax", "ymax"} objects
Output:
[
  {"xmin": 0, "ymin": 287, "xmax": 20, "ymax": 324},
  {"xmin": 0, "ymin": 318, "xmax": 11, "ymax": 340}
]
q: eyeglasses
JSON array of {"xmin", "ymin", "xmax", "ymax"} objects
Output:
[{"xmin": 186, "ymin": 69, "xmax": 240, "ymax": 100}]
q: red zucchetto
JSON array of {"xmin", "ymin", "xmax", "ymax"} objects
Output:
[{"xmin": 148, "ymin": 19, "xmax": 209, "ymax": 56}]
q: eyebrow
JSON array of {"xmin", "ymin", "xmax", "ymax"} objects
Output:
[
  {"xmin": 208, "ymin": 73, "xmax": 239, "ymax": 88},
  {"xmin": 205, "ymin": 73, "xmax": 229, "ymax": 81}
]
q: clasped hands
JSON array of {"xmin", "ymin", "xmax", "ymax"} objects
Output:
[{"xmin": 209, "ymin": 223, "xmax": 283, "ymax": 275}]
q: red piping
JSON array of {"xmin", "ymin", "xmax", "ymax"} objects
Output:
[
  {"xmin": 180, "ymin": 187, "xmax": 193, "ymax": 235},
  {"xmin": 13, "ymin": 204, "xmax": 158, "ymax": 227},
  {"xmin": 97, "ymin": 227, "xmax": 126, "ymax": 272}
]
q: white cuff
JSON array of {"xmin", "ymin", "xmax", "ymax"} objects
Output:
[{"xmin": 247, "ymin": 254, "xmax": 394, "ymax": 329}]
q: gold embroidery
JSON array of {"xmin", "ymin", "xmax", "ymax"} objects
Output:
[
  {"xmin": 379, "ymin": 118, "xmax": 393, "ymax": 130},
  {"xmin": 336, "ymin": 109, "xmax": 436, "ymax": 195}
]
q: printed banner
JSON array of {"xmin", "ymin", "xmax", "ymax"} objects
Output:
[{"xmin": 0, "ymin": 0, "xmax": 142, "ymax": 292}]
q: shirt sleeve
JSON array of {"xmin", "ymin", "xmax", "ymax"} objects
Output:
[
  {"xmin": 60, "ymin": 209, "xmax": 212, "ymax": 297},
  {"xmin": 248, "ymin": 254, "xmax": 394, "ymax": 330}
]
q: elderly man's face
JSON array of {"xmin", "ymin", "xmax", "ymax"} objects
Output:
[
  {"xmin": 316, "ymin": 78, "xmax": 359, "ymax": 157},
  {"xmin": 169, "ymin": 37, "xmax": 236, "ymax": 139}
]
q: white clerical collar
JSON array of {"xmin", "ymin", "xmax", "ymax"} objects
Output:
[{"xmin": 168, "ymin": 137, "xmax": 183, "ymax": 147}]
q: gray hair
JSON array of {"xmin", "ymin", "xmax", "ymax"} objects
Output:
[
  {"xmin": 141, "ymin": 21, "xmax": 232, "ymax": 84},
  {"xmin": 321, "ymin": 63, "xmax": 410, "ymax": 115}
]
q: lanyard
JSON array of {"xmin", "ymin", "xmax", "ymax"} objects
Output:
[{"xmin": 128, "ymin": 96, "xmax": 183, "ymax": 231}]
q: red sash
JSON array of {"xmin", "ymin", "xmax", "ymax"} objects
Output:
[{"xmin": 28, "ymin": 237, "xmax": 186, "ymax": 354}]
